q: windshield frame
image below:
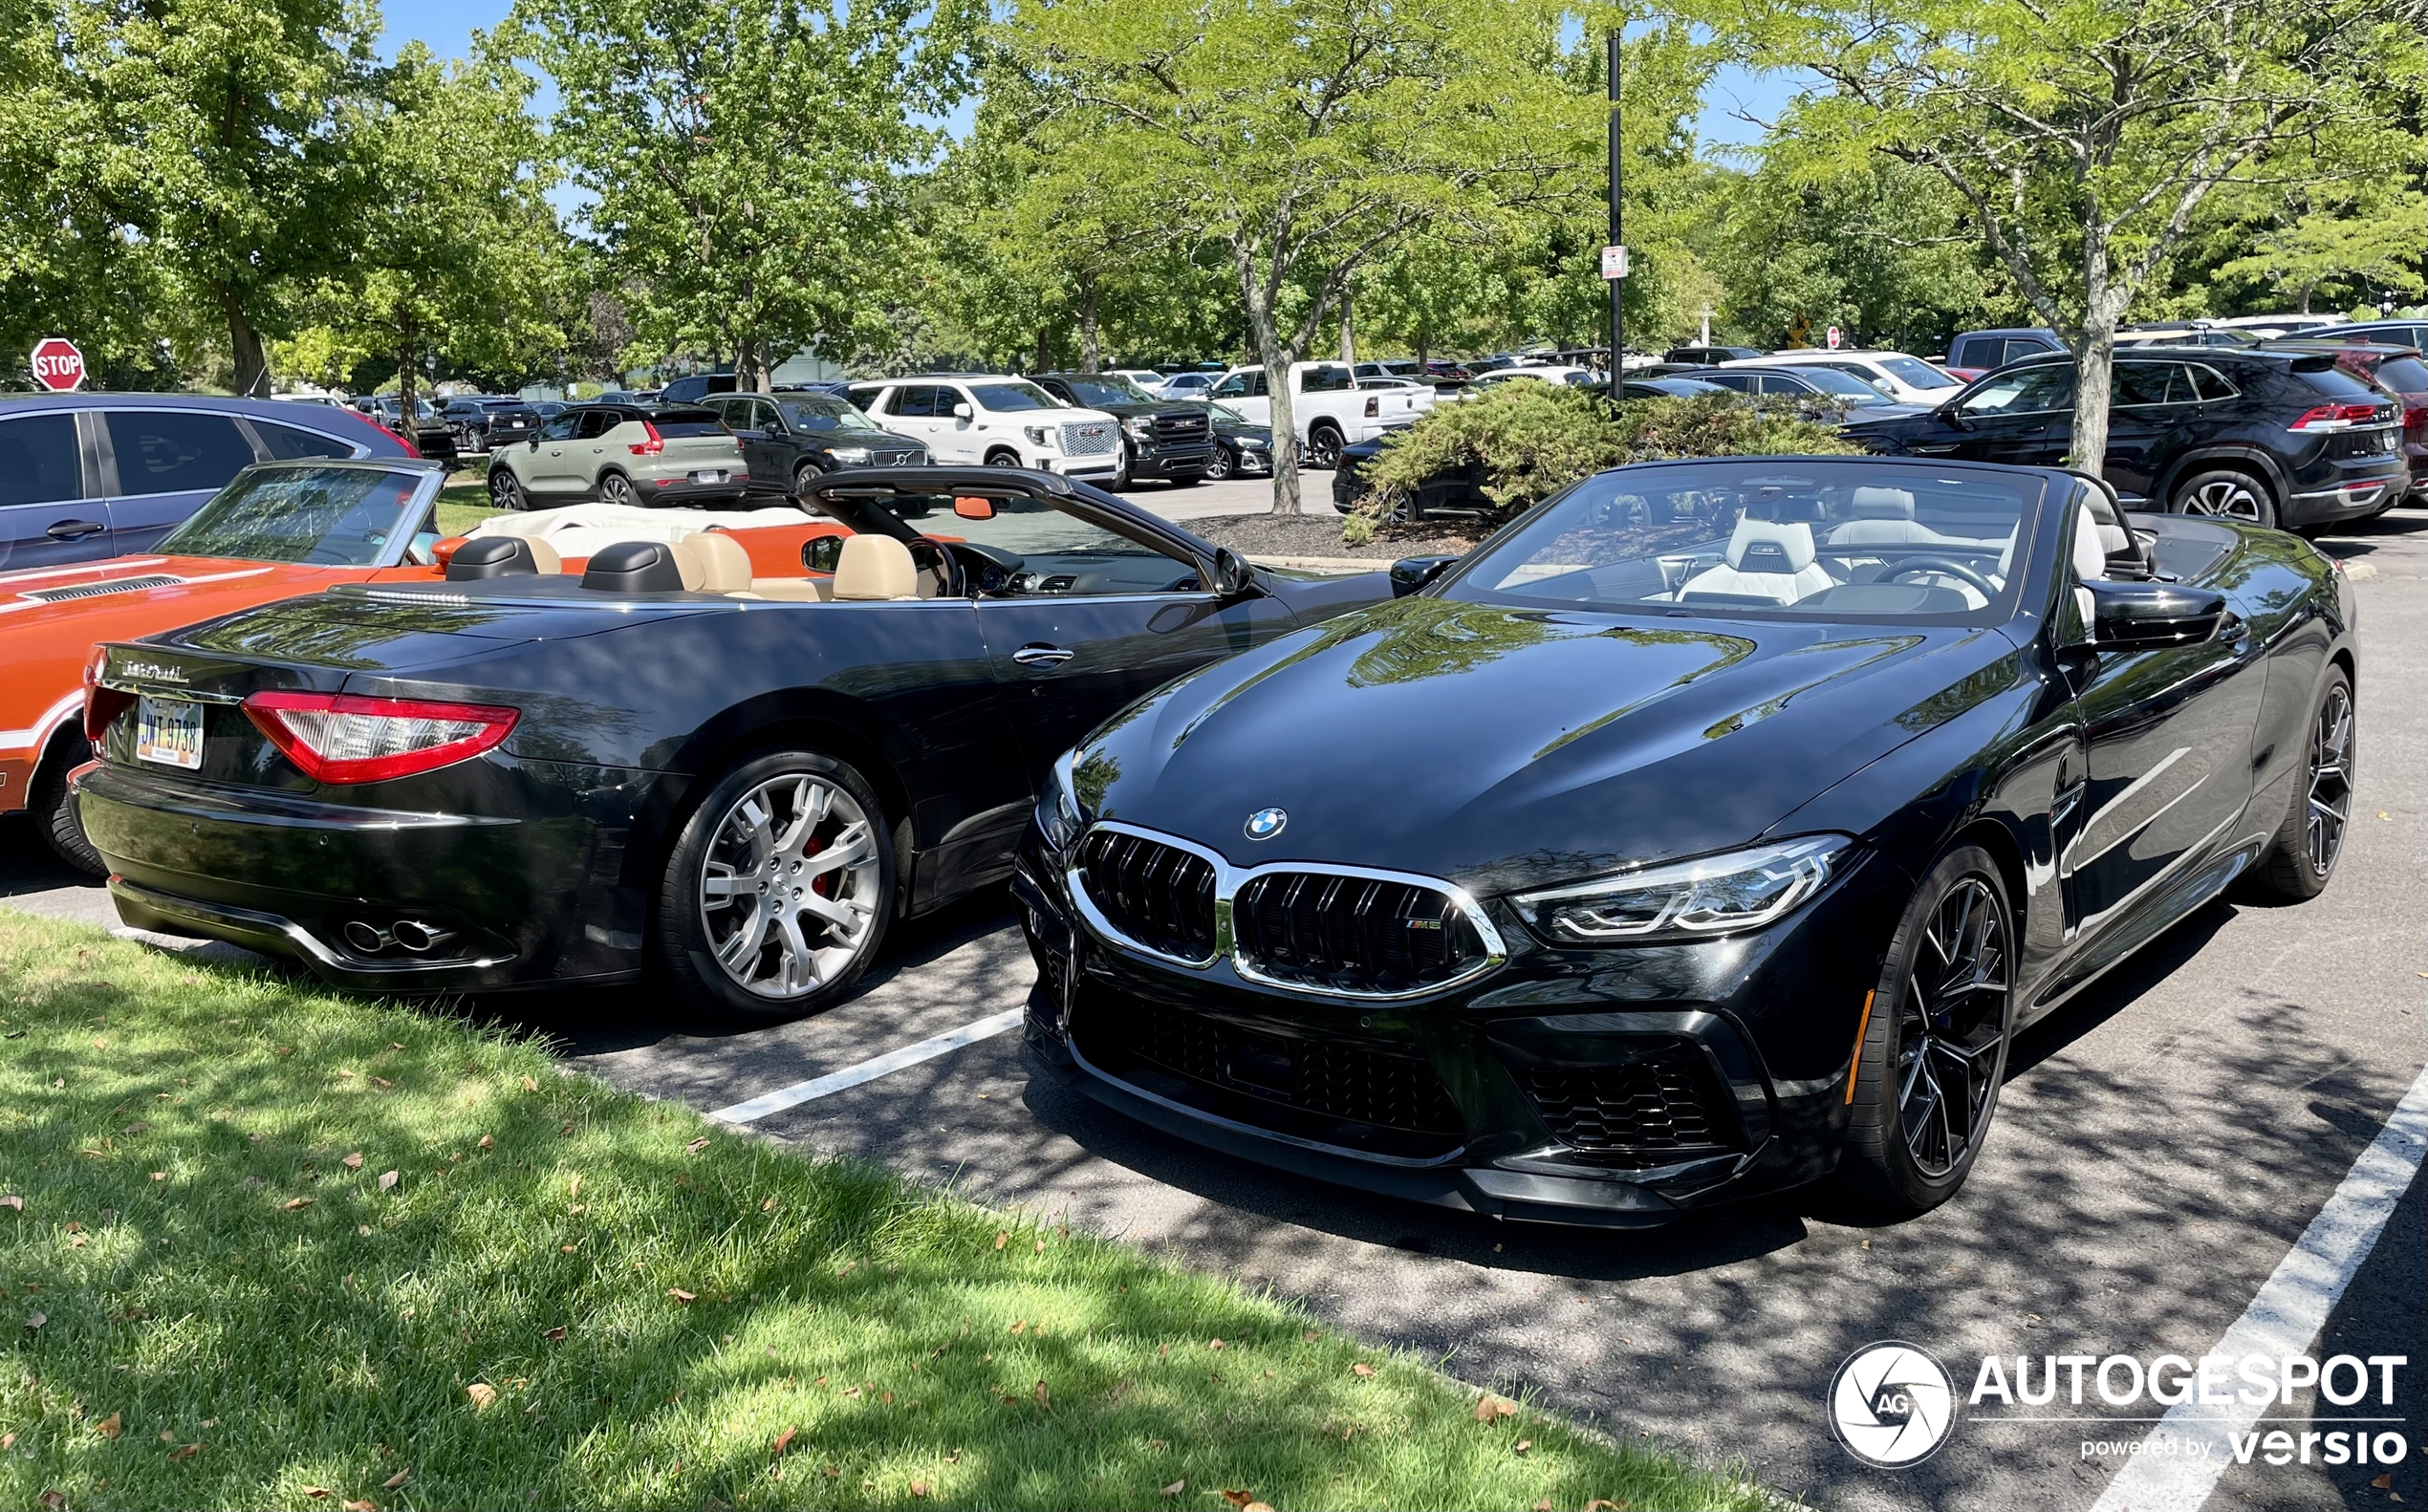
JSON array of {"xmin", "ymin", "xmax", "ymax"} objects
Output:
[
  {"xmin": 1432, "ymin": 457, "xmax": 2051, "ymax": 629},
  {"xmin": 152, "ymin": 463, "xmax": 443, "ymax": 569}
]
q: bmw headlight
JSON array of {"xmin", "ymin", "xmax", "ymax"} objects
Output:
[
  {"xmin": 1512, "ymin": 836, "xmax": 1851, "ymax": 944},
  {"xmin": 1036, "ymin": 748, "xmax": 1088, "ymax": 853},
  {"xmin": 828, "ymin": 444, "xmax": 872, "ymax": 463},
  {"xmin": 1024, "ymin": 425, "xmax": 1054, "ymax": 447},
  {"xmin": 1121, "ymin": 416, "xmax": 1155, "ymax": 438}
]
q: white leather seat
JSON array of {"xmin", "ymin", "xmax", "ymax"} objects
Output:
[
  {"xmin": 1826, "ymin": 486, "xmax": 1962, "ymax": 548},
  {"xmin": 1680, "ymin": 519, "xmax": 1835, "ymax": 604},
  {"xmin": 831, "ymin": 534, "xmax": 921, "ymax": 600}
]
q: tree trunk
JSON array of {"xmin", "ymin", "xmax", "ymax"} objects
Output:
[
  {"xmin": 1339, "ymin": 286, "xmax": 1355, "ymax": 364},
  {"xmin": 1240, "ymin": 271, "xmax": 1302, "ymax": 516},
  {"xmin": 395, "ymin": 327, "xmax": 417, "ymax": 439},
  {"xmin": 1034, "ymin": 326, "xmax": 1052, "ymax": 374},
  {"xmin": 1416, "ymin": 329, "xmax": 1429, "ymax": 370},
  {"xmin": 736, "ymin": 338, "xmax": 772, "ymax": 393},
  {"xmin": 2069, "ymin": 235, "xmax": 2126, "ymax": 475},
  {"xmin": 226, "ymin": 296, "xmax": 269, "ymax": 398},
  {"xmin": 1079, "ymin": 279, "xmax": 1100, "ymax": 374},
  {"xmin": 2295, "ymin": 283, "xmax": 2315, "ymax": 315}
]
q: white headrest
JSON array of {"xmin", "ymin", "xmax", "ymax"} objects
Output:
[
  {"xmin": 2071, "ymin": 502, "xmax": 2108, "ymax": 582},
  {"xmin": 1724, "ymin": 518, "xmax": 1817, "ymax": 573},
  {"xmin": 832, "ymin": 534, "xmax": 921, "ymax": 600},
  {"xmin": 1848, "ymin": 486, "xmax": 1915, "ymax": 520}
]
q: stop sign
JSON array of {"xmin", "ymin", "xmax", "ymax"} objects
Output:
[
  {"xmin": 1825, "ymin": 325, "xmax": 1843, "ymax": 351},
  {"xmin": 31, "ymin": 337, "xmax": 85, "ymax": 393}
]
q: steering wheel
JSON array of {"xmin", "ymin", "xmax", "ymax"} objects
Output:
[
  {"xmin": 943, "ymin": 539, "xmax": 1026, "ymax": 595},
  {"xmin": 1884, "ymin": 554, "xmax": 1999, "ymax": 599}
]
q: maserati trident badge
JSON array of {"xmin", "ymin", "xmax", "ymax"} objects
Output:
[{"xmin": 1244, "ymin": 807, "xmax": 1288, "ymax": 841}]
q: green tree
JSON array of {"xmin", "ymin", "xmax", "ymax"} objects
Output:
[
  {"xmin": 2, "ymin": 0, "xmax": 376, "ymax": 393},
  {"xmin": 279, "ymin": 41, "xmax": 569, "ymax": 416},
  {"xmin": 1720, "ymin": 0, "xmax": 2428, "ymax": 469},
  {"xmin": 1005, "ymin": 0, "xmax": 1595, "ymax": 514},
  {"xmin": 509, "ymin": 0, "xmax": 979, "ymax": 391},
  {"xmin": 2212, "ymin": 188, "xmax": 2428, "ymax": 314}
]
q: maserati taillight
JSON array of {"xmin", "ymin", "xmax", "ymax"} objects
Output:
[
  {"xmin": 83, "ymin": 646, "xmax": 133, "ymax": 744},
  {"xmin": 242, "ymin": 691, "xmax": 519, "ymax": 784}
]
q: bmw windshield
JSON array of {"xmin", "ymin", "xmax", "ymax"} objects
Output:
[
  {"xmin": 155, "ymin": 465, "xmax": 435, "ymax": 566},
  {"xmin": 1441, "ymin": 460, "xmax": 2043, "ymax": 623}
]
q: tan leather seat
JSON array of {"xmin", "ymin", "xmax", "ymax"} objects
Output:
[
  {"xmin": 831, "ymin": 535, "xmax": 921, "ymax": 600},
  {"xmin": 525, "ymin": 537, "xmax": 562, "ymax": 574},
  {"xmin": 681, "ymin": 530, "xmax": 754, "ymax": 594},
  {"xmin": 748, "ymin": 577, "xmax": 834, "ymax": 600}
]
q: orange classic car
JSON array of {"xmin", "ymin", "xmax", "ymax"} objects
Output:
[{"xmin": 2, "ymin": 457, "xmax": 848, "ymax": 871}]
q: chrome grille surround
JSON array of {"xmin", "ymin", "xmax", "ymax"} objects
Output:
[{"xmin": 1064, "ymin": 819, "xmax": 1507, "ymax": 1002}]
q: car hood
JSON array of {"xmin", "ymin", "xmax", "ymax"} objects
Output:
[
  {"xmin": 0, "ymin": 555, "xmax": 358, "ymax": 630},
  {"xmin": 1078, "ymin": 596, "xmax": 2024, "ymax": 896}
]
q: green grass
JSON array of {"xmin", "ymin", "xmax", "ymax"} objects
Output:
[
  {"xmin": 0, "ymin": 912, "xmax": 1768, "ymax": 1512},
  {"xmin": 433, "ymin": 471, "xmax": 493, "ymax": 537}
]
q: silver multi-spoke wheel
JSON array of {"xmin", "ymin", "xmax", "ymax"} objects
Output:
[
  {"xmin": 1895, "ymin": 876, "xmax": 2011, "ymax": 1178},
  {"xmin": 2179, "ymin": 477, "xmax": 2265, "ymax": 521},
  {"xmin": 2305, "ymin": 681, "xmax": 2354, "ymax": 876},
  {"xmin": 697, "ymin": 773, "xmax": 881, "ymax": 1000}
]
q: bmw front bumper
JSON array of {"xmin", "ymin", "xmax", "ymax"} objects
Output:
[{"xmin": 1012, "ymin": 824, "xmax": 1907, "ymax": 1225}]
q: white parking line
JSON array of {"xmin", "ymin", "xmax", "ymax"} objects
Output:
[
  {"xmin": 2086, "ymin": 1058, "xmax": 2428, "ymax": 1512},
  {"xmin": 708, "ymin": 1008, "xmax": 1027, "ymax": 1125}
]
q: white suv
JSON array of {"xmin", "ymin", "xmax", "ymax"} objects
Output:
[{"xmin": 846, "ymin": 376, "xmax": 1121, "ymax": 482}]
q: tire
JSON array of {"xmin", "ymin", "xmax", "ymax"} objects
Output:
[
  {"xmin": 1837, "ymin": 844, "xmax": 2017, "ymax": 1218},
  {"xmin": 598, "ymin": 471, "xmax": 639, "ymax": 508},
  {"xmin": 2170, "ymin": 467, "xmax": 2277, "ymax": 529},
  {"xmin": 1307, "ymin": 424, "xmax": 1343, "ymax": 470},
  {"xmin": 2246, "ymin": 667, "xmax": 2353, "ymax": 901},
  {"xmin": 654, "ymin": 749, "xmax": 895, "ymax": 1025},
  {"xmin": 790, "ymin": 460, "xmax": 823, "ymax": 501},
  {"xmin": 31, "ymin": 747, "xmax": 105, "ymax": 877},
  {"xmin": 985, "ymin": 448, "xmax": 1023, "ymax": 468},
  {"xmin": 1204, "ymin": 446, "xmax": 1233, "ymax": 482},
  {"xmin": 488, "ymin": 467, "xmax": 527, "ymax": 511}
]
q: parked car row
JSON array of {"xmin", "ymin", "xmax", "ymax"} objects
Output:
[{"xmin": 17, "ymin": 448, "xmax": 2362, "ymax": 1230}]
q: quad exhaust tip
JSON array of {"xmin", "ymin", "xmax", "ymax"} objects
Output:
[{"xmin": 341, "ymin": 918, "xmax": 456, "ymax": 956}]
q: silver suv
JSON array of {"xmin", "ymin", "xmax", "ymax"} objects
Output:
[{"xmin": 485, "ymin": 404, "xmax": 746, "ymax": 510}]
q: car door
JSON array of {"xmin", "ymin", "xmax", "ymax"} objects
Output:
[
  {"xmin": 522, "ymin": 411, "xmax": 586, "ymax": 495},
  {"xmin": 2102, "ymin": 360, "xmax": 2194, "ymax": 504},
  {"xmin": 0, "ymin": 410, "xmax": 104, "ymax": 570},
  {"xmin": 1208, "ymin": 371, "xmax": 1269, "ymax": 427},
  {"xmin": 1925, "ymin": 363, "xmax": 2074, "ymax": 465},
  {"xmin": 101, "ymin": 408, "xmax": 263, "ymax": 554},
  {"xmin": 2057, "ymin": 498, "xmax": 2265, "ymax": 945},
  {"xmin": 730, "ymin": 398, "xmax": 788, "ymax": 495},
  {"xmin": 950, "ymin": 495, "xmax": 1296, "ymax": 784},
  {"xmin": 879, "ymin": 385, "xmax": 944, "ymax": 456}
]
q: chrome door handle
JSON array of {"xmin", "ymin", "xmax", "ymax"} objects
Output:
[
  {"xmin": 46, "ymin": 520, "xmax": 106, "ymax": 540},
  {"xmin": 1012, "ymin": 645, "xmax": 1075, "ymax": 667}
]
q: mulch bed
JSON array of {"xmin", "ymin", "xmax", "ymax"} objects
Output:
[{"xmin": 1181, "ymin": 511, "xmax": 1481, "ymax": 562}]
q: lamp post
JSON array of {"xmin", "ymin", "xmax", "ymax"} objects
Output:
[{"xmin": 1605, "ymin": 24, "xmax": 1625, "ymax": 403}]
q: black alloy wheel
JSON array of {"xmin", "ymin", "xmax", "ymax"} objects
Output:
[
  {"xmin": 599, "ymin": 472, "xmax": 640, "ymax": 508},
  {"xmin": 488, "ymin": 468, "xmax": 527, "ymax": 511},
  {"xmin": 1307, "ymin": 424, "xmax": 1343, "ymax": 470},
  {"xmin": 791, "ymin": 460, "xmax": 823, "ymax": 501},
  {"xmin": 654, "ymin": 748, "xmax": 896, "ymax": 1025},
  {"xmin": 2170, "ymin": 468, "xmax": 2277, "ymax": 529},
  {"xmin": 2250, "ymin": 668, "xmax": 2354, "ymax": 900},
  {"xmin": 1841, "ymin": 844, "xmax": 2016, "ymax": 1216}
]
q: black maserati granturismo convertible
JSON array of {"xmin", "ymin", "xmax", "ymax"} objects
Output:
[
  {"xmin": 1014, "ymin": 456, "xmax": 2358, "ymax": 1222},
  {"xmin": 73, "ymin": 468, "xmax": 1391, "ymax": 1021}
]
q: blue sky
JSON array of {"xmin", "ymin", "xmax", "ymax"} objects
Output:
[{"xmin": 381, "ymin": 1, "xmax": 1796, "ymax": 156}]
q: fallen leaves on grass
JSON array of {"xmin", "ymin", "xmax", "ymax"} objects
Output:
[
  {"xmin": 1008, "ymin": 1319, "xmax": 1027, "ymax": 1334},
  {"xmin": 0, "ymin": 1195, "xmax": 21, "ymax": 1210},
  {"xmin": 283, "ymin": 1197, "xmax": 316, "ymax": 1211},
  {"xmin": 1161, "ymin": 1480, "xmax": 1186, "ymax": 1497},
  {"xmin": 667, "ymin": 1288, "xmax": 697, "ymax": 1304},
  {"xmin": 543, "ymin": 1326, "xmax": 567, "ymax": 1341},
  {"xmin": 1033, "ymin": 1380, "xmax": 1051, "ymax": 1409},
  {"xmin": 23, "ymin": 1311, "xmax": 44, "ymax": 1330},
  {"xmin": 377, "ymin": 1171, "xmax": 399, "ymax": 1192},
  {"xmin": 341, "ymin": 1153, "xmax": 363, "ymax": 1170},
  {"xmin": 381, "ymin": 1470, "xmax": 410, "ymax": 1489},
  {"xmin": 169, "ymin": 1442, "xmax": 201, "ymax": 1461},
  {"xmin": 994, "ymin": 1231, "xmax": 1008, "ymax": 1250},
  {"xmin": 466, "ymin": 1383, "xmax": 498, "ymax": 1410},
  {"xmin": 685, "ymin": 1137, "xmax": 710, "ymax": 1156},
  {"xmin": 1515, "ymin": 1438, "xmax": 1533, "ymax": 1454},
  {"xmin": 342, "ymin": 1500, "xmax": 379, "ymax": 1511},
  {"xmin": 909, "ymin": 1481, "xmax": 930, "ymax": 1498},
  {"xmin": 95, "ymin": 1413, "xmax": 122, "ymax": 1438},
  {"xmin": 771, "ymin": 1426, "xmax": 798, "ymax": 1458},
  {"xmin": 1351, "ymin": 1363, "xmax": 1375, "ymax": 1378},
  {"xmin": 302, "ymin": 1488, "xmax": 331, "ymax": 1500},
  {"xmin": 520, "ymin": 1075, "xmax": 538, "ymax": 1091},
  {"xmin": 1583, "ymin": 1500, "xmax": 1632, "ymax": 1511},
  {"xmin": 1474, "ymin": 1394, "xmax": 1519, "ymax": 1423}
]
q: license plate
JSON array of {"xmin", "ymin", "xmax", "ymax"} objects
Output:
[
  {"xmin": 689, "ymin": 469, "xmax": 727, "ymax": 484},
  {"xmin": 135, "ymin": 696, "xmax": 204, "ymax": 770}
]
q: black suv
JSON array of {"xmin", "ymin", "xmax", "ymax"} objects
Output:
[
  {"xmin": 441, "ymin": 397, "xmax": 540, "ymax": 455},
  {"xmin": 703, "ymin": 391, "xmax": 929, "ymax": 499},
  {"xmin": 1841, "ymin": 346, "xmax": 2407, "ymax": 530},
  {"xmin": 1030, "ymin": 373, "xmax": 1215, "ymax": 486}
]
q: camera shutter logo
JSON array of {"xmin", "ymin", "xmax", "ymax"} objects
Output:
[{"xmin": 1829, "ymin": 1342, "xmax": 1958, "ymax": 1467}]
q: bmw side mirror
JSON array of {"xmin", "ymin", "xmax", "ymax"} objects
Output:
[
  {"xmin": 2083, "ymin": 579, "xmax": 2226, "ymax": 650},
  {"xmin": 1390, "ymin": 554, "xmax": 1460, "ymax": 596},
  {"xmin": 1212, "ymin": 547, "xmax": 1258, "ymax": 598}
]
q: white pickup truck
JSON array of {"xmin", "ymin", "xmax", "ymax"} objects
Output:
[{"xmin": 1204, "ymin": 361, "xmax": 1429, "ymax": 468}]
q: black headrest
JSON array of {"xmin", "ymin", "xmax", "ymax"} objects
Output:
[
  {"xmin": 581, "ymin": 540, "xmax": 685, "ymax": 593},
  {"xmin": 446, "ymin": 536, "xmax": 540, "ymax": 580}
]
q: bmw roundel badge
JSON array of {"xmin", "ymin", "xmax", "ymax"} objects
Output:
[{"xmin": 1244, "ymin": 807, "xmax": 1288, "ymax": 841}]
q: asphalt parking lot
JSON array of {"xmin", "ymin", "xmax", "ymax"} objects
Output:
[{"xmin": 4, "ymin": 491, "xmax": 2420, "ymax": 1512}]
